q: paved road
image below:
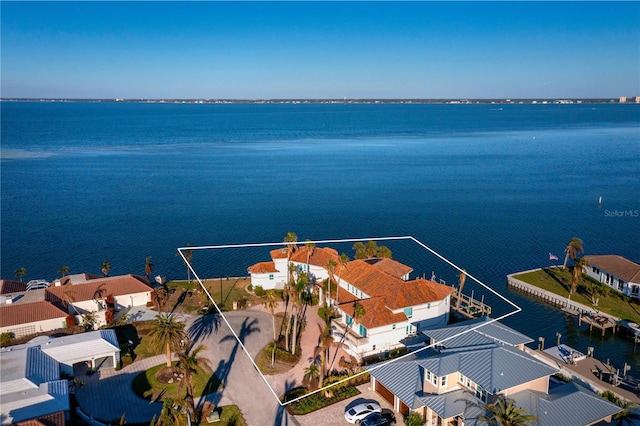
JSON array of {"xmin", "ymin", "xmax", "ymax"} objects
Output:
[{"xmin": 76, "ymin": 309, "xmax": 295, "ymax": 425}]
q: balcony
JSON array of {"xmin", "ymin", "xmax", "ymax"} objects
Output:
[{"xmin": 330, "ymin": 319, "xmax": 370, "ymax": 348}]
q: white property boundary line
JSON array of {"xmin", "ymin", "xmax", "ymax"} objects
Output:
[{"xmin": 177, "ymin": 235, "xmax": 522, "ymax": 407}]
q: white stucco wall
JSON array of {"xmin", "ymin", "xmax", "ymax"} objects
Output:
[{"xmin": 1, "ymin": 317, "xmax": 68, "ymax": 338}]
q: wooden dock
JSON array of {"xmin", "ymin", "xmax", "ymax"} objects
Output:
[
  {"xmin": 450, "ymin": 290, "xmax": 491, "ymax": 318},
  {"xmin": 576, "ymin": 310, "xmax": 617, "ymax": 337}
]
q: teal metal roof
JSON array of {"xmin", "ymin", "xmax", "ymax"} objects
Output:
[{"xmin": 423, "ymin": 316, "xmax": 533, "ymax": 349}]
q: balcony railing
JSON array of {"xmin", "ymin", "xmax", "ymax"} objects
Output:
[{"xmin": 330, "ymin": 319, "xmax": 369, "ymax": 347}]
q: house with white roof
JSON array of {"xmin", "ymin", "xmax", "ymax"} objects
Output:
[
  {"xmin": 248, "ymin": 246, "xmax": 452, "ymax": 360},
  {"xmin": 0, "ymin": 345, "xmax": 69, "ymax": 425},
  {"xmin": 583, "ymin": 255, "xmax": 640, "ymax": 299},
  {"xmin": 366, "ymin": 317, "xmax": 621, "ymax": 425}
]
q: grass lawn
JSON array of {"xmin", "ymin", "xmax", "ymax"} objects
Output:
[
  {"xmin": 513, "ymin": 268, "xmax": 640, "ymax": 323},
  {"xmin": 132, "ymin": 361, "xmax": 221, "ymax": 401},
  {"xmin": 165, "ymin": 277, "xmax": 263, "ymax": 314},
  {"xmin": 215, "ymin": 404, "xmax": 247, "ymax": 426}
]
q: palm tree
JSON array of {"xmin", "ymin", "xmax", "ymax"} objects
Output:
[
  {"xmin": 303, "ymin": 362, "xmax": 321, "ymax": 389},
  {"xmin": 353, "ymin": 242, "xmax": 366, "ymax": 259},
  {"xmin": 614, "ymin": 401, "xmax": 640, "ymax": 425},
  {"xmin": 177, "ymin": 343, "xmax": 209, "ymax": 420},
  {"xmin": 478, "ymin": 396, "xmax": 538, "ymax": 426},
  {"xmin": 329, "ymin": 301, "xmax": 365, "ymax": 373},
  {"xmin": 326, "ymin": 259, "xmax": 337, "ymax": 306},
  {"xmin": 365, "ymin": 240, "xmax": 378, "ymax": 258},
  {"xmin": 336, "ymin": 253, "xmax": 350, "ymax": 306},
  {"xmin": 570, "ymin": 257, "xmax": 590, "ymax": 294},
  {"xmin": 291, "ymin": 272, "xmax": 309, "ymax": 355},
  {"xmin": 145, "ymin": 256, "xmax": 154, "ymax": 278},
  {"xmin": 81, "ymin": 311, "xmax": 98, "ymax": 331},
  {"xmin": 58, "ymin": 265, "xmax": 70, "ymax": 277},
  {"xmin": 456, "ymin": 269, "xmax": 467, "ymax": 309},
  {"xmin": 14, "ymin": 267, "xmax": 27, "ymax": 282},
  {"xmin": 101, "ymin": 260, "xmax": 111, "ymax": 277},
  {"xmin": 183, "ymin": 246, "xmax": 193, "ymax": 284},
  {"xmin": 305, "ymin": 240, "xmax": 315, "ymax": 274},
  {"xmin": 563, "ymin": 237, "xmax": 584, "ymax": 270},
  {"xmin": 315, "ymin": 323, "xmax": 333, "ymax": 389},
  {"xmin": 377, "ymin": 245, "xmax": 392, "ymax": 258},
  {"xmin": 156, "ymin": 397, "xmax": 183, "ymax": 425},
  {"xmin": 263, "ymin": 289, "xmax": 279, "ymax": 366},
  {"xmin": 153, "ymin": 285, "xmax": 170, "ymax": 313},
  {"xmin": 149, "ymin": 313, "xmax": 187, "ymax": 367}
]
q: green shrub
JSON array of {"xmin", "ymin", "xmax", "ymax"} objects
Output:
[
  {"xmin": 284, "ymin": 384, "xmax": 360, "ymax": 415},
  {"xmin": 247, "ymin": 284, "xmax": 253, "ymax": 292},
  {"xmin": 1, "ymin": 332, "xmax": 14, "ymax": 347},
  {"xmin": 254, "ymin": 285, "xmax": 266, "ymax": 297},
  {"xmin": 405, "ymin": 412, "xmax": 425, "ymax": 426}
]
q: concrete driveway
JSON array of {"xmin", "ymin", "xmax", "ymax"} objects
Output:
[
  {"xmin": 75, "ymin": 310, "xmax": 294, "ymax": 425},
  {"xmin": 293, "ymin": 384, "xmax": 398, "ymax": 426}
]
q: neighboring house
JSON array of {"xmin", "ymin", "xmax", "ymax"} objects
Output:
[
  {"xmin": 249, "ymin": 246, "xmax": 451, "ymax": 360},
  {"xmin": 366, "ymin": 318, "xmax": 621, "ymax": 425},
  {"xmin": 583, "ymin": 255, "xmax": 640, "ymax": 298},
  {"xmin": 0, "ymin": 299, "xmax": 71, "ymax": 338},
  {"xmin": 0, "ymin": 345, "xmax": 69, "ymax": 425},
  {"xmin": 2, "ymin": 329, "xmax": 121, "ymax": 376},
  {"xmin": 45, "ymin": 274, "xmax": 153, "ymax": 328}
]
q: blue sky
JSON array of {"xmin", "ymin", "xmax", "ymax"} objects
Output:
[{"xmin": 1, "ymin": 1, "xmax": 639, "ymax": 99}]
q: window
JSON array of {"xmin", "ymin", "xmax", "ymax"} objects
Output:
[
  {"xmin": 475, "ymin": 385, "xmax": 487, "ymax": 403},
  {"xmin": 269, "ymin": 274, "xmax": 274, "ymax": 280},
  {"xmin": 632, "ymin": 286, "xmax": 640, "ymax": 296},
  {"xmin": 440, "ymin": 376, "xmax": 447, "ymax": 387},
  {"xmin": 392, "ymin": 324, "xmax": 396, "ymax": 330},
  {"xmin": 425, "ymin": 370, "xmax": 432, "ymax": 382},
  {"xmin": 347, "ymin": 315, "xmax": 353, "ymax": 326},
  {"xmin": 372, "ymin": 345, "xmax": 376, "ymax": 351},
  {"xmin": 404, "ymin": 307, "xmax": 413, "ymax": 318},
  {"xmin": 359, "ymin": 324, "xmax": 367, "ymax": 337}
]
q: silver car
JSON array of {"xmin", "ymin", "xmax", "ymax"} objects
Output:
[{"xmin": 344, "ymin": 402, "xmax": 382, "ymax": 424}]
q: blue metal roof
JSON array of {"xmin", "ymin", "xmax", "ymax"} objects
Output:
[{"xmin": 423, "ymin": 317, "xmax": 534, "ymax": 349}]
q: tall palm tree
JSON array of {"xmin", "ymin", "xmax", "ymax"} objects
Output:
[
  {"xmin": 263, "ymin": 289, "xmax": 279, "ymax": 367},
  {"xmin": 149, "ymin": 313, "xmax": 187, "ymax": 367},
  {"xmin": 326, "ymin": 259, "xmax": 337, "ymax": 306},
  {"xmin": 177, "ymin": 343, "xmax": 209, "ymax": 420},
  {"xmin": 291, "ymin": 272, "xmax": 309, "ymax": 355},
  {"xmin": 376, "ymin": 245, "xmax": 392, "ymax": 258},
  {"xmin": 570, "ymin": 257, "xmax": 590, "ymax": 294},
  {"xmin": 58, "ymin": 265, "xmax": 70, "ymax": 277},
  {"xmin": 153, "ymin": 285, "xmax": 170, "ymax": 313},
  {"xmin": 145, "ymin": 256, "xmax": 154, "ymax": 278},
  {"xmin": 336, "ymin": 253, "xmax": 349, "ymax": 306},
  {"xmin": 563, "ymin": 237, "xmax": 584, "ymax": 270},
  {"xmin": 305, "ymin": 240, "xmax": 315, "ymax": 274},
  {"xmin": 329, "ymin": 301, "xmax": 365, "ymax": 373},
  {"xmin": 14, "ymin": 267, "xmax": 27, "ymax": 282},
  {"xmin": 456, "ymin": 269, "xmax": 467, "ymax": 309},
  {"xmin": 101, "ymin": 260, "xmax": 111, "ymax": 277},
  {"xmin": 365, "ymin": 240, "xmax": 378, "ymax": 258},
  {"xmin": 478, "ymin": 396, "xmax": 538, "ymax": 426},
  {"xmin": 353, "ymin": 242, "xmax": 366, "ymax": 259}
]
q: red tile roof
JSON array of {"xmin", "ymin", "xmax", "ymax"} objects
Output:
[
  {"xmin": 290, "ymin": 246, "xmax": 340, "ymax": 268},
  {"xmin": 585, "ymin": 255, "xmax": 640, "ymax": 283},
  {"xmin": 0, "ymin": 300, "xmax": 68, "ymax": 327},
  {"xmin": 270, "ymin": 247, "xmax": 291, "ymax": 259},
  {"xmin": 45, "ymin": 274, "xmax": 152, "ymax": 307},
  {"xmin": 369, "ymin": 258, "xmax": 413, "ymax": 278},
  {"xmin": 338, "ymin": 297, "xmax": 407, "ymax": 329},
  {"xmin": 0, "ymin": 280, "xmax": 27, "ymax": 295},
  {"xmin": 248, "ymin": 261, "xmax": 278, "ymax": 274}
]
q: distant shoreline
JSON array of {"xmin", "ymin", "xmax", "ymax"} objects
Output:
[{"xmin": 1, "ymin": 97, "xmax": 638, "ymax": 105}]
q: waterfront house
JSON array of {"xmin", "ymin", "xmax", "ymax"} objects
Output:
[
  {"xmin": 0, "ymin": 299, "xmax": 71, "ymax": 338},
  {"xmin": 365, "ymin": 318, "xmax": 621, "ymax": 425},
  {"xmin": 248, "ymin": 246, "xmax": 451, "ymax": 360},
  {"xmin": 583, "ymin": 255, "xmax": 640, "ymax": 299},
  {"xmin": 45, "ymin": 273, "xmax": 153, "ymax": 328}
]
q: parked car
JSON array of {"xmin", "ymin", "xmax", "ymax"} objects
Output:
[
  {"xmin": 344, "ymin": 402, "xmax": 382, "ymax": 424},
  {"xmin": 360, "ymin": 411, "xmax": 396, "ymax": 426}
]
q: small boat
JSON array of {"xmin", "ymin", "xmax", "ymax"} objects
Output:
[{"xmin": 618, "ymin": 320, "xmax": 640, "ymax": 339}]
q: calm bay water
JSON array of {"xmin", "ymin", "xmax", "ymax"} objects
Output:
[{"xmin": 1, "ymin": 101, "xmax": 639, "ymax": 373}]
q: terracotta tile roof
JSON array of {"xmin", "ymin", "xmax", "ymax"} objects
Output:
[
  {"xmin": 248, "ymin": 261, "xmax": 278, "ymax": 274},
  {"xmin": 335, "ymin": 286, "xmax": 360, "ymax": 304},
  {"xmin": 342, "ymin": 260, "xmax": 451, "ymax": 310},
  {"xmin": 0, "ymin": 280, "xmax": 27, "ymax": 295},
  {"xmin": 368, "ymin": 258, "xmax": 413, "ymax": 278},
  {"xmin": 0, "ymin": 300, "xmax": 68, "ymax": 327},
  {"xmin": 270, "ymin": 247, "xmax": 291, "ymax": 259},
  {"xmin": 585, "ymin": 255, "xmax": 640, "ymax": 283},
  {"xmin": 45, "ymin": 274, "xmax": 152, "ymax": 307},
  {"xmin": 290, "ymin": 246, "xmax": 340, "ymax": 268},
  {"xmin": 339, "ymin": 297, "xmax": 407, "ymax": 329}
]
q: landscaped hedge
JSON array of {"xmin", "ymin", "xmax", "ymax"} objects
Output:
[{"xmin": 284, "ymin": 384, "xmax": 360, "ymax": 415}]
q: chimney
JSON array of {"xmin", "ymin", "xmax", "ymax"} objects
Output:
[{"xmin": 54, "ymin": 279, "xmax": 61, "ymax": 287}]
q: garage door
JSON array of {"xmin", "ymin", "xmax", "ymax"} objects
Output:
[{"xmin": 374, "ymin": 381, "xmax": 394, "ymax": 406}]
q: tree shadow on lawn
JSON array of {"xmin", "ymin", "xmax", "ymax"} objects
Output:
[{"xmin": 543, "ymin": 267, "xmax": 571, "ymax": 292}]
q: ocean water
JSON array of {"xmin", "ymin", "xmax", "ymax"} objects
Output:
[{"xmin": 2, "ymin": 101, "xmax": 639, "ymax": 373}]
